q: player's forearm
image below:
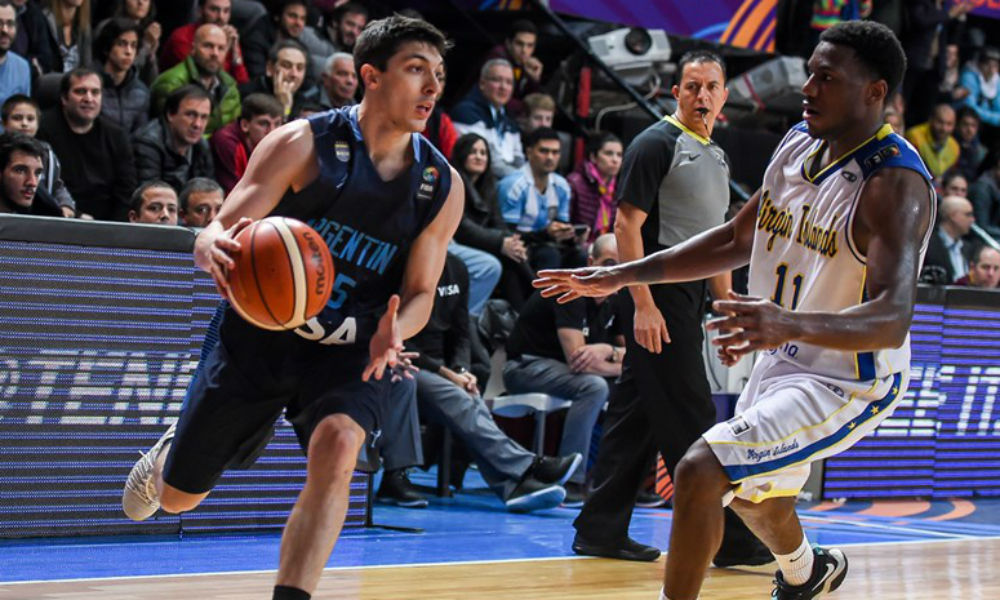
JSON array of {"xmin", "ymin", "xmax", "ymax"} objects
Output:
[
  {"xmin": 785, "ymin": 297, "xmax": 914, "ymax": 351},
  {"xmin": 614, "ymin": 212, "xmax": 655, "ymax": 307},
  {"xmin": 616, "ymin": 222, "xmax": 750, "ymax": 289},
  {"xmin": 396, "ymin": 290, "xmax": 435, "ymax": 340},
  {"xmin": 707, "ymin": 272, "xmax": 732, "ymax": 301}
]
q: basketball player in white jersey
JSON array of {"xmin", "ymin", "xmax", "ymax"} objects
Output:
[{"xmin": 534, "ymin": 20, "xmax": 933, "ymax": 600}]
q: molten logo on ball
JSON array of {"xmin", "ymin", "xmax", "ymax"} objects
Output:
[{"xmin": 227, "ymin": 217, "xmax": 335, "ymax": 331}]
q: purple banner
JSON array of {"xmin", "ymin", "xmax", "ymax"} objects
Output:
[
  {"xmin": 473, "ymin": 0, "xmax": 1000, "ymax": 51},
  {"xmin": 970, "ymin": 0, "xmax": 1000, "ymax": 19}
]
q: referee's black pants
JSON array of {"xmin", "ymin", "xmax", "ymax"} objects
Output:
[{"xmin": 573, "ymin": 281, "xmax": 761, "ymax": 555}]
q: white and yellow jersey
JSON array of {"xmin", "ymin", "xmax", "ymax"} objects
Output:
[{"xmin": 748, "ymin": 122, "xmax": 935, "ymax": 381}]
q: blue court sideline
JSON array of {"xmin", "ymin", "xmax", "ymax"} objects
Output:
[{"xmin": 3, "ymin": 468, "xmax": 1000, "ymax": 584}]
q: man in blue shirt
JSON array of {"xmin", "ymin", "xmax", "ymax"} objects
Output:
[
  {"xmin": 499, "ymin": 127, "xmax": 585, "ymax": 270},
  {"xmin": 0, "ymin": 1, "xmax": 30, "ymax": 108}
]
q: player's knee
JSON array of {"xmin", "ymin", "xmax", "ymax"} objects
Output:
[
  {"xmin": 159, "ymin": 486, "xmax": 205, "ymax": 514},
  {"xmin": 674, "ymin": 441, "xmax": 728, "ymax": 497},
  {"xmin": 308, "ymin": 415, "xmax": 364, "ymax": 472}
]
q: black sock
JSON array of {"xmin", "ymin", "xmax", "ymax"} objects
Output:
[{"xmin": 273, "ymin": 585, "xmax": 311, "ymax": 600}]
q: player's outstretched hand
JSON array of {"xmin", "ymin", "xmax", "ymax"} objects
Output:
[
  {"xmin": 364, "ymin": 294, "xmax": 404, "ymax": 382},
  {"xmin": 194, "ymin": 217, "xmax": 253, "ymax": 300},
  {"xmin": 534, "ymin": 266, "xmax": 624, "ymax": 304},
  {"xmin": 708, "ymin": 290, "xmax": 793, "ymax": 365},
  {"xmin": 390, "ymin": 351, "xmax": 420, "ymax": 383}
]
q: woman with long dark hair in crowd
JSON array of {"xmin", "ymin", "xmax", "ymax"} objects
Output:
[
  {"xmin": 452, "ymin": 132, "xmax": 535, "ymax": 310},
  {"xmin": 39, "ymin": 0, "xmax": 92, "ymax": 73}
]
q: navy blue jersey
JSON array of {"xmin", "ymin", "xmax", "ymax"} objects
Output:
[{"xmin": 235, "ymin": 105, "xmax": 452, "ymax": 346}]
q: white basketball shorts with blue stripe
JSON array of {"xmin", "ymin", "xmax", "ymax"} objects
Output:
[{"xmin": 703, "ymin": 352, "xmax": 907, "ymax": 505}]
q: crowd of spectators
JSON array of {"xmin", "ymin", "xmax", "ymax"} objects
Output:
[
  {"xmin": 0, "ymin": 0, "xmax": 631, "ymax": 510},
  {"xmin": 3, "ymin": 0, "xmax": 999, "ymax": 512}
]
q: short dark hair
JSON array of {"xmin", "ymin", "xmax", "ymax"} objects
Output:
[
  {"xmin": 335, "ymin": 1, "xmax": 368, "ymax": 21},
  {"xmin": 677, "ymin": 50, "xmax": 726, "ymax": 81},
  {"xmin": 273, "ymin": 0, "xmax": 309, "ymax": 18},
  {"xmin": 353, "ymin": 15, "xmax": 450, "ymax": 80},
  {"xmin": 969, "ymin": 243, "xmax": 999, "ymax": 266},
  {"xmin": 241, "ymin": 93, "xmax": 284, "ymax": 120},
  {"xmin": 1, "ymin": 94, "xmax": 39, "ymax": 122},
  {"xmin": 60, "ymin": 68, "xmax": 101, "ymax": 98},
  {"xmin": 0, "ymin": 133, "xmax": 44, "ymax": 171},
  {"xmin": 179, "ymin": 177, "xmax": 223, "ymax": 212},
  {"xmin": 94, "ymin": 17, "xmax": 142, "ymax": 64},
  {"xmin": 956, "ymin": 105, "xmax": 980, "ymax": 124},
  {"xmin": 294, "ymin": 101, "xmax": 326, "ymax": 118},
  {"xmin": 942, "ymin": 171, "xmax": 967, "ymax": 190},
  {"xmin": 509, "ymin": 19, "xmax": 537, "ymax": 38},
  {"xmin": 819, "ymin": 20, "xmax": 907, "ymax": 96},
  {"xmin": 164, "ymin": 85, "xmax": 212, "ymax": 116},
  {"xmin": 130, "ymin": 180, "xmax": 175, "ymax": 214},
  {"xmin": 524, "ymin": 126, "xmax": 560, "ymax": 149},
  {"xmin": 585, "ymin": 131, "xmax": 621, "ymax": 160},
  {"xmin": 267, "ymin": 38, "xmax": 308, "ymax": 64}
]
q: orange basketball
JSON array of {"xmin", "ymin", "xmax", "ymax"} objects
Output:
[{"xmin": 227, "ymin": 216, "xmax": 334, "ymax": 331}]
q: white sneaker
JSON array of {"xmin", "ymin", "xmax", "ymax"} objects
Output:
[{"xmin": 122, "ymin": 423, "xmax": 176, "ymax": 521}]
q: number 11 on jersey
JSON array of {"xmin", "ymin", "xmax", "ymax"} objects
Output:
[{"xmin": 772, "ymin": 263, "xmax": 803, "ymax": 310}]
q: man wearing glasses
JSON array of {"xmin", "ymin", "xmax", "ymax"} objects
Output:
[{"xmin": 452, "ymin": 58, "xmax": 525, "ymax": 178}]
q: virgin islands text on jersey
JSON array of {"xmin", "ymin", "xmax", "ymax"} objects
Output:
[
  {"xmin": 756, "ymin": 190, "xmax": 839, "ymax": 259},
  {"xmin": 293, "ymin": 216, "xmax": 400, "ymax": 346}
]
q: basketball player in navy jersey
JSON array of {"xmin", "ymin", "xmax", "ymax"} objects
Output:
[
  {"xmin": 121, "ymin": 17, "xmax": 463, "ymax": 600},
  {"xmin": 535, "ymin": 21, "xmax": 933, "ymax": 600}
]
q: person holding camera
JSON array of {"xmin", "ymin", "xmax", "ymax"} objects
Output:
[{"xmin": 499, "ymin": 126, "xmax": 588, "ymax": 272}]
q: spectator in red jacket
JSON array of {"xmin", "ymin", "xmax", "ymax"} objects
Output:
[
  {"xmin": 158, "ymin": 0, "xmax": 248, "ymax": 84},
  {"xmin": 568, "ymin": 132, "xmax": 623, "ymax": 243},
  {"xmin": 209, "ymin": 92, "xmax": 283, "ymax": 193}
]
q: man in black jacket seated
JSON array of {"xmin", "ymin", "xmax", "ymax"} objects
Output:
[
  {"xmin": 377, "ymin": 252, "xmax": 581, "ymax": 512},
  {"xmin": 132, "ymin": 85, "xmax": 215, "ymax": 193},
  {"xmin": 37, "ymin": 68, "xmax": 137, "ymax": 221}
]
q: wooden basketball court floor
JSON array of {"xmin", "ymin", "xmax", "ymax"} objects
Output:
[{"xmin": 3, "ymin": 470, "xmax": 1000, "ymax": 599}]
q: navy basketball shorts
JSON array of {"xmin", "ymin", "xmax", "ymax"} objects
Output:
[{"xmin": 162, "ymin": 314, "xmax": 396, "ymax": 495}]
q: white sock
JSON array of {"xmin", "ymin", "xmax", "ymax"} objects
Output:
[{"xmin": 774, "ymin": 534, "xmax": 814, "ymax": 586}]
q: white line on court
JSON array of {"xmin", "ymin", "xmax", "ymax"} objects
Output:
[{"xmin": 3, "ymin": 536, "xmax": 999, "ymax": 587}]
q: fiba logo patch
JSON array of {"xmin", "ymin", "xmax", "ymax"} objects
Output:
[
  {"xmin": 863, "ymin": 144, "xmax": 900, "ymax": 170},
  {"xmin": 334, "ymin": 141, "xmax": 350, "ymax": 162},
  {"xmin": 417, "ymin": 166, "xmax": 439, "ymax": 201},
  {"xmin": 727, "ymin": 415, "xmax": 752, "ymax": 437}
]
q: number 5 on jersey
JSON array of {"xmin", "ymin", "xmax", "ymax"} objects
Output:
[{"xmin": 294, "ymin": 273, "xmax": 359, "ymax": 345}]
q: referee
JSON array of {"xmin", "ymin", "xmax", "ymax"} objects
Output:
[{"xmin": 572, "ymin": 50, "xmax": 769, "ymax": 565}]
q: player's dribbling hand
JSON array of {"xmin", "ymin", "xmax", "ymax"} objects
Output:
[
  {"xmin": 364, "ymin": 294, "xmax": 404, "ymax": 382},
  {"xmin": 708, "ymin": 290, "xmax": 793, "ymax": 364},
  {"xmin": 194, "ymin": 217, "xmax": 253, "ymax": 301},
  {"xmin": 534, "ymin": 266, "xmax": 624, "ymax": 304}
]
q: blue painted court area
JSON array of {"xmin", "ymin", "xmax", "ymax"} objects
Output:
[{"xmin": 3, "ymin": 468, "xmax": 1000, "ymax": 584}]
